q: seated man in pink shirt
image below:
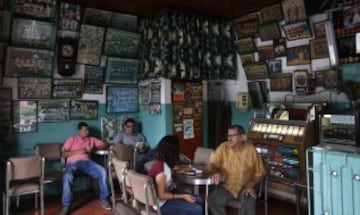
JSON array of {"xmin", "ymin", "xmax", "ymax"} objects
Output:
[{"xmin": 60, "ymin": 122, "xmax": 111, "ymax": 215}]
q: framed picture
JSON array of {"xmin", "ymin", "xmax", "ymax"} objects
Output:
[
  {"xmin": 235, "ymin": 37, "xmax": 255, "ymax": 55},
  {"xmin": 5, "ymin": 47, "xmax": 54, "ymax": 77},
  {"xmin": 139, "ymin": 84, "xmax": 150, "ymax": 111},
  {"xmin": 101, "ymin": 115, "xmax": 121, "ymax": 144},
  {"xmin": 233, "ymin": 13, "xmax": 260, "ymax": 39},
  {"xmin": 103, "ymin": 29, "xmax": 141, "ymax": 58},
  {"xmin": 344, "ymin": 6, "xmax": 360, "ymax": 29},
  {"xmin": 11, "ymin": 18, "xmax": 56, "ymax": 49},
  {"xmin": 281, "ymin": 0, "xmax": 307, "ymax": 23},
  {"xmin": 267, "ymin": 59, "xmax": 282, "ymax": 73},
  {"xmin": 283, "ymin": 21, "xmax": 312, "ymax": 41},
  {"xmin": 83, "ymin": 8, "xmax": 113, "ymax": 27},
  {"xmin": 243, "ymin": 63, "xmax": 269, "ymax": 80},
  {"xmin": 84, "ymin": 66, "xmax": 104, "ymax": 94},
  {"xmin": 11, "ymin": 0, "xmax": 56, "ymax": 20},
  {"xmin": 260, "ymin": 4, "xmax": 284, "ymax": 24},
  {"xmin": 52, "ymin": 79, "xmax": 83, "ymax": 99},
  {"xmin": 18, "ymin": 77, "xmax": 52, "ymax": 99},
  {"xmin": 0, "ymin": 11, "xmax": 11, "ymax": 42},
  {"xmin": 110, "ymin": 13, "xmax": 138, "ymax": 32},
  {"xmin": 70, "ymin": 100, "xmax": 98, "ymax": 120},
  {"xmin": 77, "ymin": 25, "xmax": 105, "ymax": 66},
  {"xmin": 240, "ymin": 54, "xmax": 254, "ymax": 65},
  {"xmin": 258, "ymin": 22, "xmax": 281, "ymax": 41},
  {"xmin": 248, "ymin": 81, "xmax": 268, "ymax": 108},
  {"xmin": 106, "ymin": 85, "xmax": 139, "ymax": 113},
  {"xmin": 257, "ymin": 45, "xmax": 274, "ymax": 61},
  {"xmin": 12, "ymin": 100, "xmax": 38, "ymax": 133},
  {"xmin": 324, "ymin": 69, "xmax": 339, "ymax": 89},
  {"xmin": 273, "ymin": 37, "xmax": 287, "ymax": 57},
  {"xmin": 314, "ymin": 21, "xmax": 326, "ymax": 39},
  {"xmin": 315, "ymin": 70, "xmax": 325, "ymax": 86},
  {"xmin": 270, "ymin": 73, "xmax": 293, "ymax": 92},
  {"xmin": 294, "ymin": 70, "xmax": 309, "ymax": 88},
  {"xmin": 0, "ymin": 87, "xmax": 12, "ymax": 142},
  {"xmin": 337, "ymin": 36, "xmax": 355, "ymax": 63},
  {"xmin": 286, "ymin": 45, "xmax": 311, "ymax": 66},
  {"xmin": 105, "ymin": 57, "xmax": 139, "ymax": 84},
  {"xmin": 38, "ymin": 100, "xmax": 70, "ymax": 122},
  {"xmin": 58, "ymin": 3, "xmax": 82, "ymax": 32},
  {"xmin": 310, "ymin": 38, "xmax": 329, "ymax": 59}
]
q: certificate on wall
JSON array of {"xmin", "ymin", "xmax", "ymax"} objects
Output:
[{"xmin": 183, "ymin": 119, "xmax": 194, "ymax": 139}]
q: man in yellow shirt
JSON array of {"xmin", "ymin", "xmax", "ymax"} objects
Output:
[{"xmin": 208, "ymin": 125, "xmax": 266, "ymax": 215}]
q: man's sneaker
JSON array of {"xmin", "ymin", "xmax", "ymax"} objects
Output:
[
  {"xmin": 60, "ymin": 206, "xmax": 70, "ymax": 215},
  {"xmin": 100, "ymin": 200, "xmax": 112, "ymax": 210}
]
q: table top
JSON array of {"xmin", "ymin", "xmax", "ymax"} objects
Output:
[
  {"xmin": 173, "ymin": 164, "xmax": 213, "ymax": 185},
  {"xmin": 94, "ymin": 149, "xmax": 110, "ymax": 155}
]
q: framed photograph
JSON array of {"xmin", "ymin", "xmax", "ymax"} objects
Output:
[
  {"xmin": 103, "ymin": 29, "xmax": 141, "ymax": 58},
  {"xmin": 235, "ymin": 37, "xmax": 255, "ymax": 55},
  {"xmin": 310, "ymin": 38, "xmax": 329, "ymax": 59},
  {"xmin": 5, "ymin": 47, "xmax": 54, "ymax": 77},
  {"xmin": 260, "ymin": 4, "xmax": 283, "ymax": 24},
  {"xmin": 270, "ymin": 73, "xmax": 293, "ymax": 92},
  {"xmin": 315, "ymin": 70, "xmax": 325, "ymax": 86},
  {"xmin": 314, "ymin": 21, "xmax": 326, "ymax": 39},
  {"xmin": 12, "ymin": 100, "xmax": 38, "ymax": 133},
  {"xmin": 286, "ymin": 45, "xmax": 311, "ymax": 66},
  {"xmin": 106, "ymin": 85, "xmax": 139, "ymax": 113},
  {"xmin": 18, "ymin": 77, "xmax": 52, "ymax": 99},
  {"xmin": 83, "ymin": 8, "xmax": 113, "ymax": 27},
  {"xmin": 243, "ymin": 63, "xmax": 269, "ymax": 80},
  {"xmin": 0, "ymin": 11, "xmax": 11, "ymax": 42},
  {"xmin": 273, "ymin": 37, "xmax": 287, "ymax": 57},
  {"xmin": 281, "ymin": 0, "xmax": 307, "ymax": 23},
  {"xmin": 240, "ymin": 54, "xmax": 254, "ymax": 65},
  {"xmin": 52, "ymin": 79, "xmax": 83, "ymax": 99},
  {"xmin": 233, "ymin": 13, "xmax": 260, "ymax": 39},
  {"xmin": 11, "ymin": 18, "xmax": 56, "ymax": 49},
  {"xmin": 344, "ymin": 6, "xmax": 360, "ymax": 29},
  {"xmin": 105, "ymin": 57, "xmax": 139, "ymax": 84},
  {"xmin": 324, "ymin": 69, "xmax": 339, "ymax": 89},
  {"xmin": 84, "ymin": 66, "xmax": 104, "ymax": 94},
  {"xmin": 38, "ymin": 100, "xmax": 70, "ymax": 122},
  {"xmin": 101, "ymin": 115, "xmax": 121, "ymax": 144},
  {"xmin": 257, "ymin": 45, "xmax": 274, "ymax": 61},
  {"xmin": 283, "ymin": 21, "xmax": 312, "ymax": 41},
  {"xmin": 58, "ymin": 3, "xmax": 82, "ymax": 32},
  {"xmin": 294, "ymin": 70, "xmax": 309, "ymax": 88},
  {"xmin": 77, "ymin": 25, "xmax": 105, "ymax": 66},
  {"xmin": 70, "ymin": 100, "xmax": 98, "ymax": 120},
  {"xmin": 0, "ymin": 87, "xmax": 12, "ymax": 142},
  {"xmin": 11, "ymin": 0, "xmax": 56, "ymax": 20},
  {"xmin": 110, "ymin": 13, "xmax": 138, "ymax": 32},
  {"xmin": 267, "ymin": 59, "xmax": 282, "ymax": 73},
  {"xmin": 258, "ymin": 22, "xmax": 281, "ymax": 41}
]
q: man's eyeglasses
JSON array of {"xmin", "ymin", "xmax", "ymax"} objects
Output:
[{"xmin": 227, "ymin": 133, "xmax": 241, "ymax": 138}]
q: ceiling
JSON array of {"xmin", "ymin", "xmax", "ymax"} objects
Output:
[{"xmin": 68, "ymin": 0, "xmax": 281, "ymax": 19}]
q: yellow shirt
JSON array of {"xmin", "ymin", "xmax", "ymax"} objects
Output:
[{"xmin": 210, "ymin": 141, "xmax": 266, "ymax": 198}]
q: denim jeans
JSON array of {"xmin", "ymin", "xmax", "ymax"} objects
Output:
[
  {"xmin": 62, "ymin": 160, "xmax": 109, "ymax": 206},
  {"xmin": 160, "ymin": 194, "xmax": 203, "ymax": 215}
]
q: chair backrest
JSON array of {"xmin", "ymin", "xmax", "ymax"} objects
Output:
[
  {"xmin": 112, "ymin": 157, "xmax": 129, "ymax": 200},
  {"xmin": 111, "ymin": 144, "xmax": 136, "ymax": 169},
  {"xmin": 193, "ymin": 147, "xmax": 214, "ymax": 165},
  {"xmin": 7, "ymin": 156, "xmax": 44, "ymax": 181},
  {"xmin": 34, "ymin": 143, "xmax": 63, "ymax": 160}
]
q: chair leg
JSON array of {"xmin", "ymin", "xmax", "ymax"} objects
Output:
[
  {"xmin": 35, "ymin": 193, "xmax": 38, "ymax": 209},
  {"xmin": 40, "ymin": 190, "xmax": 44, "ymax": 215},
  {"xmin": 6, "ymin": 195, "xmax": 10, "ymax": 215},
  {"xmin": 109, "ymin": 173, "xmax": 116, "ymax": 207},
  {"xmin": 16, "ymin": 195, "xmax": 19, "ymax": 207}
]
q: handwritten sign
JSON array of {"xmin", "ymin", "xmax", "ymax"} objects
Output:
[{"xmin": 106, "ymin": 86, "xmax": 139, "ymax": 113}]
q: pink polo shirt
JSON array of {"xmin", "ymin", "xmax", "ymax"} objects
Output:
[{"xmin": 63, "ymin": 135, "xmax": 104, "ymax": 164}]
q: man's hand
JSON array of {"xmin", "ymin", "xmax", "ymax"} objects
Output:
[
  {"xmin": 242, "ymin": 183, "xmax": 257, "ymax": 199},
  {"xmin": 211, "ymin": 173, "xmax": 222, "ymax": 185}
]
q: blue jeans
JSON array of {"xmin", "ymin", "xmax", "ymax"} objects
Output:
[
  {"xmin": 62, "ymin": 160, "xmax": 109, "ymax": 206},
  {"xmin": 160, "ymin": 194, "xmax": 203, "ymax": 215}
]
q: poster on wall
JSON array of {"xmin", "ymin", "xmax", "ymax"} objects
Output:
[
  {"xmin": 139, "ymin": 84, "xmax": 150, "ymax": 111},
  {"xmin": 38, "ymin": 100, "xmax": 69, "ymax": 122},
  {"xmin": 77, "ymin": 25, "xmax": 105, "ymax": 66},
  {"xmin": 183, "ymin": 119, "xmax": 194, "ymax": 139},
  {"xmin": 70, "ymin": 100, "xmax": 98, "ymax": 120},
  {"xmin": 11, "ymin": 0, "xmax": 57, "ymax": 20},
  {"xmin": 52, "ymin": 79, "xmax": 83, "ymax": 99},
  {"xmin": 84, "ymin": 66, "xmax": 104, "ymax": 94},
  {"xmin": 18, "ymin": 77, "xmax": 52, "ymax": 99},
  {"xmin": 150, "ymin": 82, "xmax": 161, "ymax": 103},
  {"xmin": 101, "ymin": 115, "xmax": 121, "ymax": 144},
  {"xmin": 58, "ymin": 3, "xmax": 82, "ymax": 32},
  {"xmin": 13, "ymin": 100, "xmax": 38, "ymax": 133},
  {"xmin": 149, "ymin": 102, "xmax": 161, "ymax": 115},
  {"xmin": 106, "ymin": 86, "xmax": 139, "ymax": 113}
]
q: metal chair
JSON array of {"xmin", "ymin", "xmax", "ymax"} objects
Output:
[
  {"xmin": 226, "ymin": 175, "xmax": 268, "ymax": 215},
  {"xmin": 193, "ymin": 147, "xmax": 214, "ymax": 165},
  {"xmin": 2, "ymin": 156, "xmax": 45, "ymax": 215},
  {"xmin": 127, "ymin": 169, "xmax": 161, "ymax": 215}
]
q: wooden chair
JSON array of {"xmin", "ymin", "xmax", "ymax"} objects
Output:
[{"xmin": 2, "ymin": 156, "xmax": 45, "ymax": 215}]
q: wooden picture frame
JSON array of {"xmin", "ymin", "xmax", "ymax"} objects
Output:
[
  {"xmin": 270, "ymin": 73, "xmax": 293, "ymax": 92},
  {"xmin": 243, "ymin": 63, "xmax": 269, "ymax": 80},
  {"xmin": 5, "ymin": 47, "xmax": 53, "ymax": 77},
  {"xmin": 314, "ymin": 21, "xmax": 326, "ymax": 39},
  {"xmin": 240, "ymin": 54, "xmax": 254, "ymax": 65},
  {"xmin": 267, "ymin": 59, "xmax": 282, "ymax": 73},
  {"xmin": 83, "ymin": 8, "xmax": 113, "ymax": 27},
  {"xmin": 315, "ymin": 70, "xmax": 325, "ymax": 86},
  {"xmin": 233, "ymin": 12, "xmax": 260, "ymax": 39},
  {"xmin": 38, "ymin": 100, "xmax": 70, "ymax": 122},
  {"xmin": 283, "ymin": 21, "xmax": 312, "ymax": 41},
  {"xmin": 52, "ymin": 79, "xmax": 83, "ymax": 99},
  {"xmin": 58, "ymin": 3, "xmax": 82, "ymax": 32},
  {"xmin": 281, "ymin": 0, "xmax": 307, "ymax": 23},
  {"xmin": 70, "ymin": 100, "xmax": 98, "ymax": 120},
  {"xmin": 11, "ymin": 18, "xmax": 56, "ymax": 49},
  {"xmin": 18, "ymin": 77, "xmax": 52, "ymax": 99},
  {"xmin": 310, "ymin": 38, "xmax": 329, "ymax": 59},
  {"xmin": 105, "ymin": 57, "xmax": 139, "ymax": 84},
  {"xmin": 257, "ymin": 45, "xmax": 274, "ymax": 61},
  {"xmin": 294, "ymin": 70, "xmax": 309, "ymax": 88},
  {"xmin": 260, "ymin": 4, "xmax": 283, "ymax": 24},
  {"xmin": 12, "ymin": 100, "xmax": 38, "ymax": 133},
  {"xmin": 84, "ymin": 66, "xmax": 104, "ymax": 94},
  {"xmin": 286, "ymin": 45, "xmax": 311, "ymax": 66},
  {"xmin": 258, "ymin": 22, "xmax": 281, "ymax": 41},
  {"xmin": 77, "ymin": 25, "xmax": 105, "ymax": 66},
  {"xmin": 106, "ymin": 85, "xmax": 139, "ymax": 113},
  {"xmin": 273, "ymin": 37, "xmax": 287, "ymax": 57},
  {"xmin": 0, "ymin": 87, "xmax": 12, "ymax": 141},
  {"xmin": 103, "ymin": 29, "xmax": 141, "ymax": 58},
  {"xmin": 11, "ymin": 0, "xmax": 56, "ymax": 20},
  {"xmin": 235, "ymin": 37, "xmax": 255, "ymax": 55},
  {"xmin": 323, "ymin": 69, "xmax": 339, "ymax": 89}
]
